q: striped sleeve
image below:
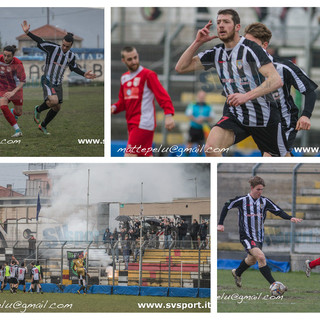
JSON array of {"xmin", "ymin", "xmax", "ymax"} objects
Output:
[
  {"xmin": 198, "ymin": 48, "xmax": 217, "ymax": 71},
  {"xmin": 265, "ymin": 198, "xmax": 292, "ymax": 220},
  {"xmin": 243, "ymin": 39, "xmax": 272, "ymax": 69},
  {"xmin": 218, "ymin": 196, "xmax": 242, "ymax": 225}
]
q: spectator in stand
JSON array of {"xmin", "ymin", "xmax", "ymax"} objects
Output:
[
  {"xmin": 162, "ymin": 219, "xmax": 172, "ymax": 249},
  {"xmin": 178, "ymin": 220, "xmax": 188, "ymax": 248},
  {"xmin": 28, "ymin": 235, "xmax": 36, "ymax": 257},
  {"xmin": 190, "ymin": 219, "xmax": 200, "ymax": 249},
  {"xmin": 148, "ymin": 222, "xmax": 158, "ymax": 248},
  {"xmin": 123, "ymin": 235, "xmax": 131, "ymax": 270},
  {"xmin": 199, "ymin": 219, "xmax": 209, "ymax": 249},
  {"xmin": 103, "ymin": 228, "xmax": 112, "ymax": 254},
  {"xmin": 111, "ymin": 228, "xmax": 119, "ymax": 262}
]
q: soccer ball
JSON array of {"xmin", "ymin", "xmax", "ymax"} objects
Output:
[{"xmin": 269, "ymin": 281, "xmax": 287, "ymax": 296}]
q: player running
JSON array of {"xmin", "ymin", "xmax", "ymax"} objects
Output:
[
  {"xmin": 21, "ymin": 20, "xmax": 97, "ymax": 135},
  {"xmin": 176, "ymin": 9, "xmax": 288, "ymax": 157},
  {"xmin": 218, "ymin": 176, "xmax": 302, "ymax": 291},
  {"xmin": 111, "ymin": 46, "xmax": 175, "ymax": 157},
  {"xmin": 0, "ymin": 45, "xmax": 25, "ymax": 137},
  {"xmin": 243, "ymin": 22, "xmax": 318, "ymax": 154}
]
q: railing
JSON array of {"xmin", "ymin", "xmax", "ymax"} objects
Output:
[{"xmin": 1, "ymin": 239, "xmax": 210, "ymax": 288}]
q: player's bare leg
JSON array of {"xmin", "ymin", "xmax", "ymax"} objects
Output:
[{"xmin": 204, "ymin": 126, "xmax": 234, "ymax": 157}]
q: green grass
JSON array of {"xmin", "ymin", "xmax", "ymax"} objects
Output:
[
  {"xmin": 0, "ymin": 85, "xmax": 104, "ymax": 157},
  {"xmin": 218, "ymin": 269, "xmax": 320, "ymax": 312},
  {"xmin": 0, "ymin": 292, "xmax": 210, "ymax": 312}
]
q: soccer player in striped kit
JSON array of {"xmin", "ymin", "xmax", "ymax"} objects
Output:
[
  {"xmin": 111, "ymin": 46, "xmax": 175, "ymax": 157},
  {"xmin": 0, "ymin": 45, "xmax": 25, "ymax": 137},
  {"xmin": 218, "ymin": 176, "xmax": 302, "ymax": 290},
  {"xmin": 21, "ymin": 20, "xmax": 97, "ymax": 135},
  {"xmin": 243, "ymin": 22, "xmax": 318, "ymax": 155},
  {"xmin": 176, "ymin": 9, "xmax": 288, "ymax": 157}
]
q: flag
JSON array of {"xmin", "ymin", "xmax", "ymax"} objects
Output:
[{"xmin": 36, "ymin": 192, "xmax": 41, "ymax": 221}]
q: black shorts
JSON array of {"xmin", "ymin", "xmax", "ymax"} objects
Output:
[
  {"xmin": 240, "ymin": 238, "xmax": 263, "ymax": 253},
  {"xmin": 10, "ymin": 278, "xmax": 18, "ymax": 284},
  {"xmin": 188, "ymin": 127, "xmax": 205, "ymax": 144},
  {"xmin": 215, "ymin": 115, "xmax": 288, "ymax": 156},
  {"xmin": 19, "ymin": 279, "xmax": 26, "ymax": 286},
  {"xmin": 284, "ymin": 127, "xmax": 297, "ymax": 152},
  {"xmin": 41, "ymin": 75, "xmax": 63, "ymax": 104},
  {"xmin": 32, "ymin": 279, "xmax": 39, "ymax": 285}
]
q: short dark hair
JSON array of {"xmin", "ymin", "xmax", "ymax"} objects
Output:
[
  {"xmin": 121, "ymin": 46, "xmax": 136, "ymax": 58},
  {"xmin": 244, "ymin": 22, "xmax": 272, "ymax": 44},
  {"xmin": 3, "ymin": 45, "xmax": 17, "ymax": 55},
  {"xmin": 64, "ymin": 32, "xmax": 74, "ymax": 44},
  {"xmin": 249, "ymin": 176, "xmax": 265, "ymax": 188},
  {"xmin": 217, "ymin": 9, "xmax": 240, "ymax": 25}
]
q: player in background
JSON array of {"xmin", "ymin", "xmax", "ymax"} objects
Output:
[
  {"xmin": 218, "ymin": 176, "xmax": 302, "ymax": 290},
  {"xmin": 21, "ymin": 20, "xmax": 97, "ymax": 135},
  {"xmin": 30, "ymin": 261, "xmax": 43, "ymax": 293},
  {"xmin": 243, "ymin": 22, "xmax": 318, "ymax": 154},
  {"xmin": 305, "ymin": 257, "xmax": 320, "ymax": 277},
  {"xmin": 1, "ymin": 262, "xmax": 10, "ymax": 292},
  {"xmin": 9, "ymin": 256, "xmax": 19, "ymax": 293},
  {"xmin": 18, "ymin": 262, "xmax": 27, "ymax": 293},
  {"xmin": 111, "ymin": 46, "xmax": 175, "ymax": 157},
  {"xmin": 175, "ymin": 9, "xmax": 287, "ymax": 157},
  {"xmin": 0, "ymin": 265, "xmax": 4, "ymax": 292},
  {"xmin": 0, "ymin": 45, "xmax": 25, "ymax": 137}
]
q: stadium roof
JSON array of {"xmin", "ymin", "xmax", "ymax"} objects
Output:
[{"xmin": 16, "ymin": 24, "xmax": 83, "ymax": 41}]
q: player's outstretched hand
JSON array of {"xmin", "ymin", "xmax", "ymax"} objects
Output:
[
  {"xmin": 165, "ymin": 115, "xmax": 175, "ymax": 131},
  {"xmin": 21, "ymin": 20, "xmax": 30, "ymax": 34},
  {"xmin": 84, "ymin": 71, "xmax": 97, "ymax": 79},
  {"xmin": 111, "ymin": 105, "xmax": 117, "ymax": 114},
  {"xmin": 291, "ymin": 217, "xmax": 303, "ymax": 223},
  {"xmin": 217, "ymin": 225, "xmax": 224, "ymax": 232},
  {"xmin": 196, "ymin": 20, "xmax": 218, "ymax": 44},
  {"xmin": 295, "ymin": 116, "xmax": 311, "ymax": 131}
]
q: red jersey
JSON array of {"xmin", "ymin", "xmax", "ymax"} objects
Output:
[
  {"xmin": 112, "ymin": 66, "xmax": 174, "ymax": 131},
  {"xmin": 0, "ymin": 55, "xmax": 26, "ymax": 95}
]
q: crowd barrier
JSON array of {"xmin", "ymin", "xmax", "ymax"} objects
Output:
[
  {"xmin": 217, "ymin": 258, "xmax": 290, "ymax": 273},
  {"xmin": 3, "ymin": 283, "xmax": 210, "ymax": 297}
]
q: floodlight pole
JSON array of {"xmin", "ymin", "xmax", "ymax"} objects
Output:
[
  {"xmin": 86, "ymin": 169, "xmax": 90, "ymax": 242},
  {"xmin": 139, "ymin": 182, "xmax": 143, "ymax": 286}
]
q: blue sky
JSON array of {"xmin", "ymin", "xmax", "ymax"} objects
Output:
[{"xmin": 0, "ymin": 7, "xmax": 104, "ymax": 48}]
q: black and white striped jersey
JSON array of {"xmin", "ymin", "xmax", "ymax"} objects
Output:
[
  {"xmin": 198, "ymin": 36, "xmax": 278, "ymax": 127},
  {"xmin": 271, "ymin": 56, "xmax": 318, "ymax": 130},
  {"xmin": 219, "ymin": 194, "xmax": 291, "ymax": 243},
  {"xmin": 26, "ymin": 32, "xmax": 85, "ymax": 85}
]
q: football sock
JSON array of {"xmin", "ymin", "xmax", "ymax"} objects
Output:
[
  {"xmin": 12, "ymin": 109, "xmax": 19, "ymax": 117},
  {"xmin": 236, "ymin": 259, "xmax": 251, "ymax": 276},
  {"xmin": 309, "ymin": 257, "xmax": 320, "ymax": 269},
  {"xmin": 259, "ymin": 265, "xmax": 275, "ymax": 284},
  {"xmin": 42, "ymin": 109, "xmax": 59, "ymax": 127},
  {"xmin": 37, "ymin": 101, "xmax": 50, "ymax": 113},
  {"xmin": 1, "ymin": 105, "xmax": 17, "ymax": 126}
]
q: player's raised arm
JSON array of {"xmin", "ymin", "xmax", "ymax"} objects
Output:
[
  {"xmin": 21, "ymin": 20, "xmax": 30, "ymax": 34},
  {"xmin": 175, "ymin": 20, "xmax": 217, "ymax": 74}
]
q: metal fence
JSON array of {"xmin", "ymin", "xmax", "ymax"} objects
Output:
[{"xmin": 1, "ymin": 239, "xmax": 210, "ymax": 289}]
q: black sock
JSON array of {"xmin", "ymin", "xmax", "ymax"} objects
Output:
[
  {"xmin": 236, "ymin": 259, "xmax": 251, "ymax": 276},
  {"xmin": 42, "ymin": 109, "xmax": 58, "ymax": 127},
  {"xmin": 37, "ymin": 101, "xmax": 50, "ymax": 113},
  {"xmin": 259, "ymin": 265, "xmax": 275, "ymax": 284}
]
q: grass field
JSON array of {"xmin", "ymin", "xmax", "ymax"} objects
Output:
[
  {"xmin": 0, "ymin": 292, "xmax": 210, "ymax": 313},
  {"xmin": 0, "ymin": 85, "xmax": 104, "ymax": 157},
  {"xmin": 218, "ymin": 269, "xmax": 320, "ymax": 312}
]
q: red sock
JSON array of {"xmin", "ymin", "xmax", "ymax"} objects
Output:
[
  {"xmin": 0, "ymin": 105, "xmax": 16, "ymax": 126},
  {"xmin": 13, "ymin": 109, "xmax": 19, "ymax": 117},
  {"xmin": 309, "ymin": 257, "xmax": 320, "ymax": 269}
]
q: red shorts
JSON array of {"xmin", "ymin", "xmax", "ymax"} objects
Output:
[
  {"xmin": 0, "ymin": 90, "xmax": 23, "ymax": 106},
  {"xmin": 126, "ymin": 125, "xmax": 154, "ymax": 157}
]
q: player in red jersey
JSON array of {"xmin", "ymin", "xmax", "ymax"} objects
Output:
[
  {"xmin": 0, "ymin": 45, "xmax": 25, "ymax": 137},
  {"xmin": 111, "ymin": 46, "xmax": 175, "ymax": 157}
]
